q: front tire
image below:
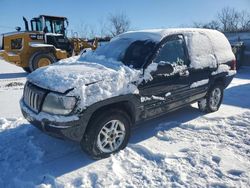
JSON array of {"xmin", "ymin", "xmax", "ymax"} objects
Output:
[
  {"xmin": 81, "ymin": 109, "xmax": 131, "ymax": 159},
  {"xmin": 198, "ymin": 84, "xmax": 224, "ymax": 113}
]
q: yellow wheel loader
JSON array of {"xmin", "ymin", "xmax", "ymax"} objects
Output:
[{"xmin": 0, "ymin": 15, "xmax": 99, "ymax": 72}]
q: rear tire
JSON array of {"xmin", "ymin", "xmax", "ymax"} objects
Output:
[
  {"xmin": 81, "ymin": 109, "xmax": 131, "ymax": 159},
  {"xmin": 29, "ymin": 52, "xmax": 56, "ymax": 72},
  {"xmin": 198, "ymin": 84, "xmax": 224, "ymax": 113}
]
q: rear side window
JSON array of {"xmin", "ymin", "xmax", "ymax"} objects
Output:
[
  {"xmin": 187, "ymin": 33, "xmax": 217, "ymax": 69},
  {"xmin": 154, "ymin": 35, "xmax": 187, "ymax": 65}
]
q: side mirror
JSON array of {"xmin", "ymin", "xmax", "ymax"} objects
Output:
[
  {"xmin": 15, "ymin": 26, "xmax": 21, "ymax": 32},
  {"xmin": 153, "ymin": 62, "xmax": 174, "ymax": 75}
]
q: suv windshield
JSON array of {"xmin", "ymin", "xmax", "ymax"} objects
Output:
[{"xmin": 89, "ymin": 38, "xmax": 156, "ymax": 69}]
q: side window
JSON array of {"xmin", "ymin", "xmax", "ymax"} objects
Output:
[
  {"xmin": 154, "ymin": 35, "xmax": 187, "ymax": 66},
  {"xmin": 54, "ymin": 20, "xmax": 63, "ymax": 34},
  {"xmin": 45, "ymin": 20, "xmax": 52, "ymax": 33}
]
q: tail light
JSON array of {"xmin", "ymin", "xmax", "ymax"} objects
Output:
[{"xmin": 231, "ymin": 59, "xmax": 237, "ymax": 70}]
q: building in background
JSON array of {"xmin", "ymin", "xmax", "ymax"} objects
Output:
[{"xmin": 225, "ymin": 32, "xmax": 250, "ymax": 67}]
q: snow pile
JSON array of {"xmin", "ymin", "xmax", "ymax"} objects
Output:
[
  {"xmin": 0, "ymin": 118, "xmax": 45, "ymax": 186},
  {"xmin": 212, "ymin": 64, "xmax": 231, "ymax": 75},
  {"xmin": 190, "ymin": 79, "xmax": 209, "ymax": 88},
  {"xmin": 212, "ymin": 64, "xmax": 237, "ymax": 76},
  {"xmin": 142, "ymin": 62, "xmax": 158, "ymax": 81}
]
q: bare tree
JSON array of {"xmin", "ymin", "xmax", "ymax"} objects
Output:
[
  {"xmin": 193, "ymin": 20, "xmax": 220, "ymax": 30},
  {"xmin": 98, "ymin": 19, "xmax": 109, "ymax": 38},
  {"xmin": 205, "ymin": 20, "xmax": 221, "ymax": 30},
  {"xmin": 195, "ymin": 7, "xmax": 250, "ymax": 32},
  {"xmin": 75, "ymin": 22, "xmax": 97, "ymax": 39},
  {"xmin": 107, "ymin": 13, "xmax": 131, "ymax": 37},
  {"xmin": 238, "ymin": 10, "xmax": 250, "ymax": 31},
  {"xmin": 217, "ymin": 7, "xmax": 240, "ymax": 32}
]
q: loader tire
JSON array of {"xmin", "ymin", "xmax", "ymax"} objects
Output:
[{"xmin": 29, "ymin": 52, "xmax": 56, "ymax": 72}]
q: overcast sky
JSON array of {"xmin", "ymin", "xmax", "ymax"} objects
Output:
[{"xmin": 0, "ymin": 0, "xmax": 250, "ymax": 35}]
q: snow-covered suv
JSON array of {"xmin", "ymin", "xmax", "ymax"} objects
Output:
[{"xmin": 20, "ymin": 28, "xmax": 236, "ymax": 158}]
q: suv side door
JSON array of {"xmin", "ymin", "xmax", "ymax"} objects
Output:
[
  {"xmin": 138, "ymin": 34, "xmax": 192, "ymax": 119},
  {"xmin": 185, "ymin": 33, "xmax": 216, "ymax": 102}
]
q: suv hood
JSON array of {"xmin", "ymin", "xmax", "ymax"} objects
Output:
[{"xmin": 28, "ymin": 60, "xmax": 141, "ymax": 94}]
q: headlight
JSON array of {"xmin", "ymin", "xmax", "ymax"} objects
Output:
[{"xmin": 42, "ymin": 93, "xmax": 76, "ymax": 115}]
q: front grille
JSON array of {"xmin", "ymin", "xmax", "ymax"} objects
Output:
[{"xmin": 23, "ymin": 82, "xmax": 47, "ymax": 113}]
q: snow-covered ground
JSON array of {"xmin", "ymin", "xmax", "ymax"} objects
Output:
[{"xmin": 0, "ymin": 59, "xmax": 249, "ymax": 187}]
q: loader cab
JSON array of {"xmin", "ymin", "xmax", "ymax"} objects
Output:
[
  {"xmin": 30, "ymin": 15, "xmax": 68, "ymax": 35},
  {"xmin": 29, "ymin": 15, "xmax": 72, "ymax": 54}
]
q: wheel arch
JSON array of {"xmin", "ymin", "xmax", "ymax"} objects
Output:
[
  {"xmin": 29, "ymin": 46, "xmax": 57, "ymax": 58},
  {"xmin": 211, "ymin": 75, "xmax": 226, "ymax": 88},
  {"xmin": 83, "ymin": 100, "xmax": 136, "ymax": 135}
]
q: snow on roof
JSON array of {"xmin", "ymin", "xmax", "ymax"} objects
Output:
[
  {"xmin": 116, "ymin": 28, "xmax": 235, "ymax": 68},
  {"xmin": 115, "ymin": 28, "xmax": 221, "ymax": 42}
]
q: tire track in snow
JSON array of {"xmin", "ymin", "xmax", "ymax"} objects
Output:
[{"xmin": 0, "ymin": 78, "xmax": 26, "ymax": 90}]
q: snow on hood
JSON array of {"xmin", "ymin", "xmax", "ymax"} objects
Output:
[
  {"xmin": 28, "ymin": 58, "xmax": 140, "ymax": 93},
  {"xmin": 28, "ymin": 56, "xmax": 142, "ymax": 109}
]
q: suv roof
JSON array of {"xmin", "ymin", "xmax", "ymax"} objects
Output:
[{"xmin": 116, "ymin": 28, "xmax": 225, "ymax": 42}]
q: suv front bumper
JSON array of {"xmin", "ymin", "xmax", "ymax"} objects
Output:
[{"xmin": 20, "ymin": 100, "xmax": 87, "ymax": 142}]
